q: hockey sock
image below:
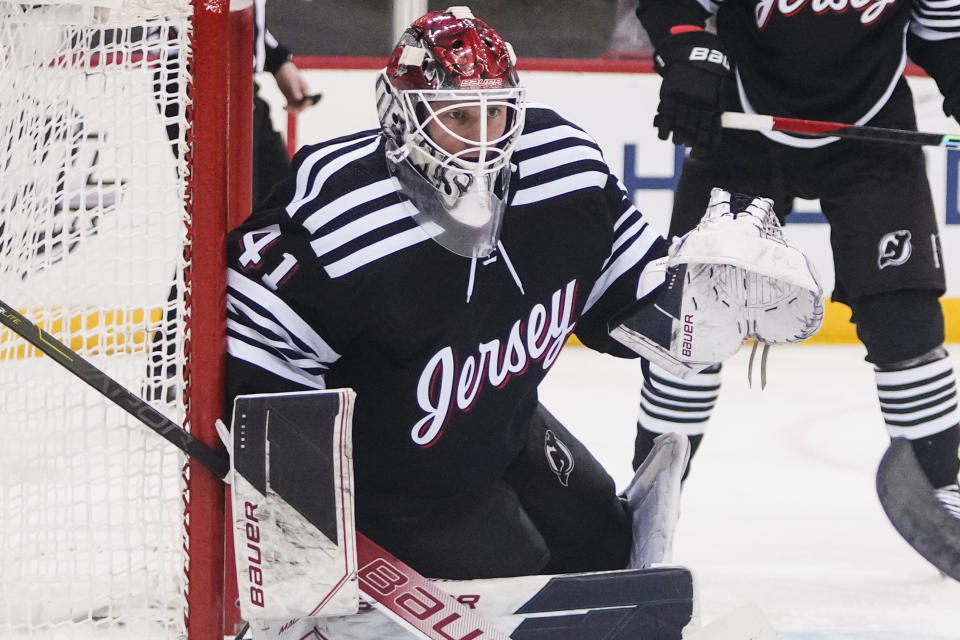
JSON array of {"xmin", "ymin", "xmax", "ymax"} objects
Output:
[
  {"xmin": 633, "ymin": 362, "xmax": 720, "ymax": 476},
  {"xmin": 634, "ymin": 428, "xmax": 703, "ymax": 480},
  {"xmin": 875, "ymin": 354, "xmax": 960, "ymax": 488}
]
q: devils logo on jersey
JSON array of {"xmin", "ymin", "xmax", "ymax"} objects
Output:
[{"xmin": 878, "ymin": 229, "xmax": 912, "ymax": 269}]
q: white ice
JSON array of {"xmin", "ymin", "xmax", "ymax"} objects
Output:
[{"xmin": 539, "ymin": 343, "xmax": 960, "ymax": 640}]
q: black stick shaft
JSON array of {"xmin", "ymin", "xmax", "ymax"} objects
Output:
[
  {"xmin": 721, "ymin": 112, "xmax": 960, "ymax": 148},
  {"xmin": 0, "ymin": 300, "xmax": 229, "ymax": 479}
]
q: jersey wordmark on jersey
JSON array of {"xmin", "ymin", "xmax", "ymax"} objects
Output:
[{"xmin": 413, "ymin": 279, "xmax": 579, "ymax": 446}]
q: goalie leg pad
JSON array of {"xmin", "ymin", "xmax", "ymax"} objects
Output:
[
  {"xmin": 252, "ymin": 566, "xmax": 696, "ymax": 640},
  {"xmin": 228, "ymin": 389, "xmax": 360, "ymax": 623},
  {"xmin": 623, "ymin": 432, "xmax": 691, "ymax": 569}
]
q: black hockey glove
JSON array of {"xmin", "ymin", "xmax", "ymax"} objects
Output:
[{"xmin": 652, "ymin": 29, "xmax": 731, "ymax": 148}]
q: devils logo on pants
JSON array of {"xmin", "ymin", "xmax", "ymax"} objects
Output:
[
  {"xmin": 878, "ymin": 230, "xmax": 912, "ymax": 269},
  {"xmin": 544, "ymin": 429, "xmax": 574, "ymax": 487}
]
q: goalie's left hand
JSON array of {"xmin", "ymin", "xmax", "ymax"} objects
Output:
[
  {"xmin": 610, "ymin": 188, "xmax": 824, "ymax": 377},
  {"xmin": 675, "ymin": 188, "xmax": 824, "ymax": 345}
]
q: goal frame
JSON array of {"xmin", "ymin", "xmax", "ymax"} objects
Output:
[{"xmin": 188, "ymin": 0, "xmax": 254, "ymax": 637}]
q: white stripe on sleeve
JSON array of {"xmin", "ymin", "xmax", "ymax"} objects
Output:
[
  {"xmin": 302, "ymin": 178, "xmax": 399, "ymax": 233},
  {"xmin": 517, "ymin": 145, "xmax": 604, "ymax": 179},
  {"xmin": 309, "ymin": 201, "xmax": 418, "ymax": 258},
  {"xmin": 511, "ymin": 171, "xmax": 608, "ymax": 207},
  {"xmin": 323, "ymin": 227, "xmax": 431, "ymax": 277},
  {"xmin": 227, "ymin": 269, "xmax": 341, "ymax": 364},
  {"xmin": 583, "ymin": 224, "xmax": 661, "ymax": 314},
  {"xmin": 515, "ymin": 123, "xmax": 595, "ymax": 152},
  {"xmin": 287, "ymin": 137, "xmax": 380, "ymax": 215},
  {"xmin": 227, "ymin": 337, "xmax": 327, "ymax": 389}
]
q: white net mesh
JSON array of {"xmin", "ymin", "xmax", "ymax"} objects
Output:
[{"xmin": 0, "ymin": 1, "xmax": 197, "ymax": 637}]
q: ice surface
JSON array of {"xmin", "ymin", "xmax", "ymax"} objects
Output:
[{"xmin": 539, "ymin": 343, "xmax": 960, "ymax": 640}]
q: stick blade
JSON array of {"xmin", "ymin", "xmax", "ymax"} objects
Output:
[{"xmin": 876, "ymin": 438, "xmax": 960, "ymax": 581}]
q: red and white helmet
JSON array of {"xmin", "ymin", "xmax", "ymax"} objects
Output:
[{"xmin": 376, "ymin": 6, "xmax": 525, "ymax": 199}]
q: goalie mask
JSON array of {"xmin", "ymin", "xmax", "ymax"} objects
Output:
[{"xmin": 376, "ymin": 6, "xmax": 526, "ymax": 258}]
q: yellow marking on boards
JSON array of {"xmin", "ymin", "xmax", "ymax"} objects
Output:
[
  {"xmin": 806, "ymin": 298, "xmax": 960, "ymax": 344},
  {"xmin": 2, "ymin": 299, "xmax": 957, "ymax": 361},
  {"xmin": 0, "ymin": 307, "xmax": 167, "ymax": 360},
  {"xmin": 565, "ymin": 298, "xmax": 960, "ymax": 347}
]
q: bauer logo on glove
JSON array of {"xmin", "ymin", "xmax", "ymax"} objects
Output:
[
  {"xmin": 688, "ymin": 46, "xmax": 729, "ymax": 68},
  {"xmin": 609, "ymin": 188, "xmax": 824, "ymax": 378}
]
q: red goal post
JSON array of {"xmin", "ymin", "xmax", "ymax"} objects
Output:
[{"xmin": 0, "ymin": 0, "xmax": 252, "ymax": 638}]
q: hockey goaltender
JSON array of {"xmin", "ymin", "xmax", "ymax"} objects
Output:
[{"xmin": 221, "ymin": 5, "xmax": 822, "ymax": 639}]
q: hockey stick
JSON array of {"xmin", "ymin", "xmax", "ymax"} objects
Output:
[
  {"xmin": 0, "ymin": 303, "xmax": 229, "ymax": 477},
  {"xmin": 722, "ymin": 111, "xmax": 960, "ymax": 148},
  {"xmin": 876, "ymin": 438, "xmax": 960, "ymax": 581},
  {"xmin": 0, "ymin": 300, "xmax": 511, "ymax": 639}
]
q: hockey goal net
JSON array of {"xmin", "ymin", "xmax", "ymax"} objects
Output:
[{"xmin": 0, "ymin": 0, "xmax": 247, "ymax": 637}]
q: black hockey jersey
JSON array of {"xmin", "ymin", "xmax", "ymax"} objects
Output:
[
  {"xmin": 225, "ymin": 105, "xmax": 667, "ymax": 504},
  {"xmin": 253, "ymin": 0, "xmax": 291, "ymax": 74},
  {"xmin": 637, "ymin": 0, "xmax": 960, "ymax": 140}
]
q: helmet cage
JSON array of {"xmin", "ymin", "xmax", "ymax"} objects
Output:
[
  {"xmin": 375, "ymin": 7, "xmax": 526, "ymax": 258},
  {"xmin": 402, "ymin": 88, "xmax": 526, "ymax": 179}
]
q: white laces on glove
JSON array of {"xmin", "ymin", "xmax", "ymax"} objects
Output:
[{"xmin": 747, "ymin": 340, "xmax": 770, "ymax": 389}]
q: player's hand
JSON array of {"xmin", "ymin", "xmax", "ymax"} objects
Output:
[
  {"xmin": 274, "ymin": 60, "xmax": 313, "ymax": 114},
  {"xmin": 652, "ymin": 29, "xmax": 731, "ymax": 148}
]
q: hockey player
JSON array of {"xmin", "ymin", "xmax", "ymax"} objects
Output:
[
  {"xmin": 224, "ymin": 6, "xmax": 821, "ymax": 581},
  {"xmin": 249, "ymin": 0, "xmax": 314, "ymax": 207},
  {"xmin": 632, "ymin": 0, "xmax": 960, "ymax": 523}
]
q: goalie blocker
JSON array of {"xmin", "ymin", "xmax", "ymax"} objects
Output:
[
  {"xmin": 226, "ymin": 390, "xmax": 700, "ymax": 639},
  {"xmin": 610, "ymin": 188, "xmax": 824, "ymax": 377}
]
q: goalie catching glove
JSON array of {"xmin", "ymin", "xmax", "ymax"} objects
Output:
[{"xmin": 610, "ymin": 188, "xmax": 824, "ymax": 378}]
